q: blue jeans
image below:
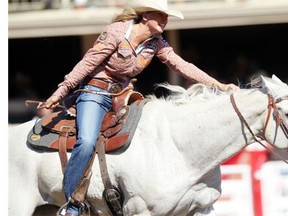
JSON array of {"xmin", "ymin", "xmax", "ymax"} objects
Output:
[{"xmin": 63, "ymin": 85, "xmax": 112, "ymax": 214}]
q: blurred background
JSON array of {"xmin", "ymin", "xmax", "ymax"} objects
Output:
[
  {"xmin": 8, "ymin": 0, "xmax": 288, "ymax": 123},
  {"xmin": 8, "ymin": 1, "xmax": 288, "ymax": 215}
]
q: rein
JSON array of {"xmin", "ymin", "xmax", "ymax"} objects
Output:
[
  {"xmin": 230, "ymin": 94, "xmax": 288, "ymax": 164},
  {"xmin": 25, "ymin": 100, "xmax": 65, "ymax": 109}
]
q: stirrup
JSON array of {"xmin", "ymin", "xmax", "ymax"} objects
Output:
[
  {"xmin": 56, "ymin": 200, "xmax": 91, "ymax": 216},
  {"xmin": 104, "ymin": 188, "xmax": 123, "ymax": 216}
]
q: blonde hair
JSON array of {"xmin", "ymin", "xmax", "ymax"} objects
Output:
[{"xmin": 112, "ymin": 8, "xmax": 142, "ymax": 23}]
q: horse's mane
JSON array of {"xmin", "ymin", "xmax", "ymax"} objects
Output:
[
  {"xmin": 147, "ymin": 83, "xmax": 224, "ymax": 104},
  {"xmin": 147, "ymin": 76, "xmax": 264, "ymax": 105}
]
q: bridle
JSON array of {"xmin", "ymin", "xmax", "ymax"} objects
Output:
[
  {"xmin": 230, "ymin": 93, "xmax": 288, "ymax": 164},
  {"xmin": 264, "ymin": 95, "xmax": 288, "ymax": 138}
]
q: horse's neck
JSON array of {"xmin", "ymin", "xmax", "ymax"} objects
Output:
[
  {"xmin": 234, "ymin": 90, "xmax": 268, "ymax": 125},
  {"xmin": 164, "ymin": 90, "xmax": 267, "ymax": 174}
]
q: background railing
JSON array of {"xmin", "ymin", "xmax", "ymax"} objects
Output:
[{"xmin": 8, "ymin": 0, "xmax": 253, "ymax": 13}]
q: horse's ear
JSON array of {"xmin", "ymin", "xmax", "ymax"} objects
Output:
[
  {"xmin": 272, "ymin": 74, "xmax": 287, "ymax": 87},
  {"xmin": 261, "ymin": 75, "xmax": 286, "ymax": 87},
  {"xmin": 261, "ymin": 75, "xmax": 287, "ymax": 97}
]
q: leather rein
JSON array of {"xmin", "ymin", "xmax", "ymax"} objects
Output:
[{"xmin": 230, "ymin": 93, "xmax": 288, "ymax": 164}]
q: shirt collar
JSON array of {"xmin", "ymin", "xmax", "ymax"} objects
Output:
[{"xmin": 125, "ymin": 20, "xmax": 156, "ymax": 54}]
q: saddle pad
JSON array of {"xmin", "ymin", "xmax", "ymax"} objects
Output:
[
  {"xmin": 27, "ymin": 99, "xmax": 149, "ymax": 153},
  {"xmin": 27, "ymin": 115, "xmax": 76, "ymax": 152}
]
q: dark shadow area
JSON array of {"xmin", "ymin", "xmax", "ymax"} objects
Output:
[{"xmin": 9, "ymin": 23, "xmax": 288, "ymax": 123}]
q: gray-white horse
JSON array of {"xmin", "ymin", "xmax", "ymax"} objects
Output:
[{"xmin": 9, "ymin": 75, "xmax": 288, "ymax": 216}]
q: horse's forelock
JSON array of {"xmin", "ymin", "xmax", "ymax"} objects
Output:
[{"xmin": 249, "ymin": 75, "xmax": 263, "ymax": 88}]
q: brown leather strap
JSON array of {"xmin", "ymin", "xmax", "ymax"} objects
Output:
[
  {"xmin": 58, "ymin": 126, "xmax": 72, "ymax": 174},
  {"xmin": 70, "ymin": 134, "xmax": 123, "ymax": 215},
  {"xmin": 97, "ymin": 135, "xmax": 123, "ymax": 215},
  {"xmin": 270, "ymin": 95, "xmax": 288, "ymax": 138},
  {"xmin": 230, "ymin": 94, "xmax": 288, "ymax": 164},
  {"xmin": 87, "ymin": 78, "xmax": 110, "ymax": 90},
  {"xmin": 97, "ymin": 136, "xmax": 112, "ymax": 189}
]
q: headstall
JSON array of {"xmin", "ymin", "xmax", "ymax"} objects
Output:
[
  {"xmin": 268, "ymin": 95, "xmax": 288, "ymax": 138},
  {"xmin": 230, "ymin": 93, "xmax": 288, "ymax": 164}
]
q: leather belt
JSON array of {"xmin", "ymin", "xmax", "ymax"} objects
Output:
[
  {"xmin": 87, "ymin": 78, "xmax": 110, "ymax": 90},
  {"xmin": 86, "ymin": 78, "xmax": 123, "ymax": 94}
]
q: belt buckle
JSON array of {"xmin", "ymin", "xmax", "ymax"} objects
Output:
[{"xmin": 108, "ymin": 83, "xmax": 122, "ymax": 94}]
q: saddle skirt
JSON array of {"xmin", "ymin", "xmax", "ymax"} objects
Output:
[{"xmin": 27, "ymin": 99, "xmax": 148, "ymax": 153}]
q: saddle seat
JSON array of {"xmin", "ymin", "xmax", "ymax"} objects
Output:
[
  {"xmin": 40, "ymin": 85, "xmax": 144, "ymax": 152},
  {"xmin": 27, "ymin": 80, "xmax": 147, "ymax": 215}
]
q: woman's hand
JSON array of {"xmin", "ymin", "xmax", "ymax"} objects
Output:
[
  {"xmin": 43, "ymin": 95, "xmax": 60, "ymax": 109},
  {"xmin": 219, "ymin": 83, "xmax": 239, "ymax": 92}
]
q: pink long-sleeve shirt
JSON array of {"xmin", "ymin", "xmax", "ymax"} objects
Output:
[{"xmin": 52, "ymin": 20, "xmax": 218, "ymax": 100}]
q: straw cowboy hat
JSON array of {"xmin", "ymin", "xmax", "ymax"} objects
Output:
[{"xmin": 125, "ymin": 0, "xmax": 184, "ymax": 20}]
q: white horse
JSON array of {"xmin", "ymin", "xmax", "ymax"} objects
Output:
[{"xmin": 9, "ymin": 75, "xmax": 288, "ymax": 216}]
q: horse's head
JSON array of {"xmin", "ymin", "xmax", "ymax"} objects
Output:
[{"xmin": 261, "ymin": 75, "xmax": 288, "ymax": 149}]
